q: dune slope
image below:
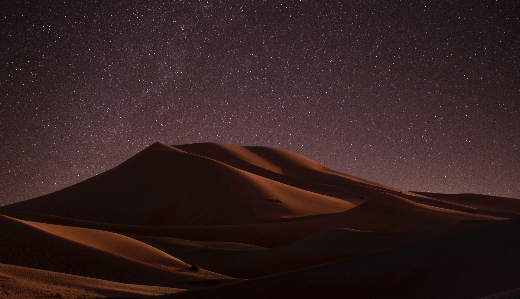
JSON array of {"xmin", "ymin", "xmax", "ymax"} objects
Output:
[
  {"xmin": 4, "ymin": 143, "xmax": 258, "ymax": 226},
  {"xmin": 174, "ymin": 142, "xmax": 399, "ymax": 190},
  {"xmin": 0, "ymin": 215, "xmax": 232, "ymax": 289},
  {"xmin": 5, "ymin": 142, "xmax": 361, "ymax": 225}
]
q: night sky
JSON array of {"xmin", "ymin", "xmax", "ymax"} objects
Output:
[{"xmin": 1, "ymin": 1, "xmax": 519, "ymax": 206}]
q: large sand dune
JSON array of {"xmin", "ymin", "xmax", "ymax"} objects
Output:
[
  {"xmin": 5, "ymin": 142, "xmax": 358, "ymax": 225},
  {"xmin": 0, "ymin": 142, "xmax": 518, "ymax": 298}
]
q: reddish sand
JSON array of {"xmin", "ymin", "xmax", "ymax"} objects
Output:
[{"xmin": 0, "ymin": 142, "xmax": 518, "ymax": 298}]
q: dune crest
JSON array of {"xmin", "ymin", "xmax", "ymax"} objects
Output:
[{"xmin": 16, "ymin": 217, "xmax": 189, "ymax": 271}]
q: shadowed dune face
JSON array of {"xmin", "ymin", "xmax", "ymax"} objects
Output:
[
  {"xmin": 4, "ymin": 143, "xmax": 260, "ymax": 226},
  {"xmin": 0, "ymin": 142, "xmax": 518, "ymax": 298}
]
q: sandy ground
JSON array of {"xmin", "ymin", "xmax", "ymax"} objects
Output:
[{"xmin": 0, "ymin": 262, "xmax": 182, "ymax": 299}]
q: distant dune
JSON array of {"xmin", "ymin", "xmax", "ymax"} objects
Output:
[{"xmin": 1, "ymin": 142, "xmax": 519, "ymax": 298}]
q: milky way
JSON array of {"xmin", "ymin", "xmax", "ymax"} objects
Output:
[{"xmin": 1, "ymin": 1, "xmax": 519, "ymax": 205}]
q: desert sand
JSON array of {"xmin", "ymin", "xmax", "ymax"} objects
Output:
[{"xmin": 1, "ymin": 142, "xmax": 519, "ymax": 298}]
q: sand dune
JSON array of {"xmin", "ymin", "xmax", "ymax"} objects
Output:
[
  {"xmin": 174, "ymin": 142, "xmax": 399, "ymax": 190},
  {"xmin": 0, "ymin": 262, "xmax": 182, "ymax": 298},
  {"xmin": 0, "ymin": 142, "xmax": 518, "ymax": 298},
  {"xmin": 0, "ymin": 214, "xmax": 232, "ymax": 289},
  {"xmin": 213, "ymin": 161, "xmax": 355, "ymax": 219},
  {"xmin": 165, "ymin": 217, "xmax": 520, "ymax": 299},
  {"xmin": 132, "ymin": 220, "xmax": 492, "ymax": 278},
  {"xmin": 331, "ymin": 192, "xmax": 502, "ymax": 232},
  {"xmin": 4, "ymin": 143, "xmax": 259, "ymax": 226},
  {"xmin": 175, "ymin": 142, "xmax": 407, "ymax": 204},
  {"xmin": 416, "ymin": 192, "xmax": 520, "ymax": 215},
  {"xmin": 17, "ymin": 218, "xmax": 190, "ymax": 271},
  {"xmin": 5, "ymin": 142, "xmax": 360, "ymax": 225},
  {"xmin": 0, "ymin": 193, "xmax": 501, "ymax": 249}
]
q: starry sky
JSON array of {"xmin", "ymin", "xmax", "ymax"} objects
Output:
[{"xmin": 1, "ymin": 1, "xmax": 519, "ymax": 206}]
